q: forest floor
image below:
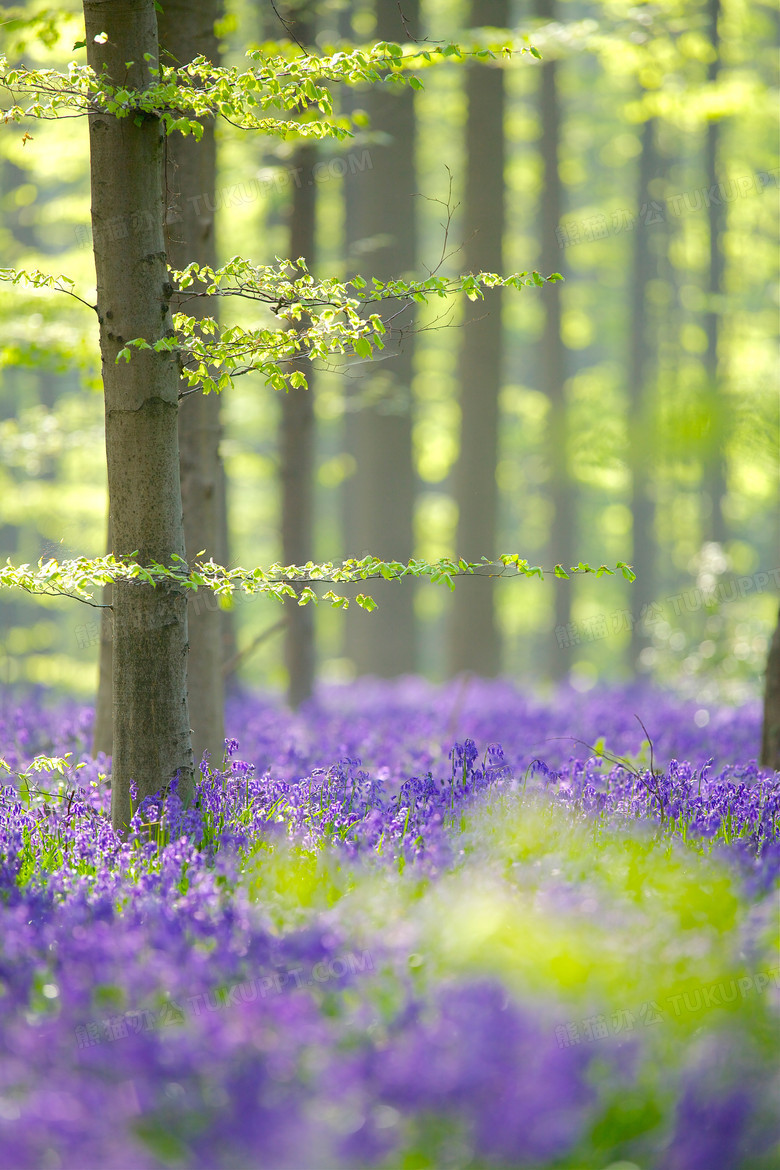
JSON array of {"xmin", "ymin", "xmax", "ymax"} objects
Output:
[{"xmin": 0, "ymin": 680, "xmax": 778, "ymax": 1169}]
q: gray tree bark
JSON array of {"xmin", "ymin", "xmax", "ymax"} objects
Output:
[
  {"xmin": 278, "ymin": 4, "xmax": 316, "ymax": 709},
  {"xmin": 342, "ymin": 0, "xmax": 417, "ymax": 678},
  {"xmin": 92, "ymin": 1, "xmax": 226, "ymax": 766},
  {"xmin": 449, "ymin": 0, "xmax": 507, "ymax": 677},
  {"xmin": 84, "ymin": 0, "xmax": 193, "ymax": 834},
  {"xmin": 536, "ymin": 0, "xmax": 572, "ymax": 680},
  {"xmin": 760, "ymin": 604, "xmax": 780, "ymax": 770},
  {"xmin": 158, "ymin": 0, "xmax": 225, "ymax": 768},
  {"xmin": 281, "ymin": 149, "xmax": 317, "ymax": 708}
]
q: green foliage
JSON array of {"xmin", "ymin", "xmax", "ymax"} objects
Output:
[
  {"xmin": 1, "ymin": 255, "xmax": 560, "ymax": 396},
  {"xmin": 0, "ymin": 751, "xmax": 86, "ymax": 807},
  {"xmin": 138, "ymin": 257, "xmax": 556, "ymax": 393},
  {"xmin": 0, "ymin": 265, "xmax": 79, "ymax": 296},
  {"xmin": 0, "ymin": 263, "xmax": 561, "ymax": 400},
  {"xmin": 0, "ymin": 38, "xmax": 536, "ymax": 141},
  {"xmin": 0, "ymin": 257, "xmax": 561, "ymax": 397},
  {"xmin": 0, "ymin": 35, "xmax": 556, "ymax": 398},
  {"xmin": 0, "ymin": 553, "xmax": 634, "ymax": 611}
]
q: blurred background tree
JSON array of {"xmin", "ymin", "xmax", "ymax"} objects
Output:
[
  {"xmin": 0, "ymin": 0, "xmax": 776, "ymax": 721},
  {"xmin": 340, "ymin": 0, "xmax": 419, "ymax": 679},
  {"xmin": 449, "ymin": 0, "xmax": 507, "ymax": 679}
]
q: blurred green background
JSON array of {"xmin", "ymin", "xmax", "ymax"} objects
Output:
[{"xmin": 0, "ymin": 0, "xmax": 777, "ymax": 705}]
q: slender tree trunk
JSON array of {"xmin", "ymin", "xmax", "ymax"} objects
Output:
[
  {"xmin": 84, "ymin": 0, "xmax": 193, "ymax": 834},
  {"xmin": 449, "ymin": 0, "xmax": 506, "ymax": 677},
  {"xmin": 704, "ymin": 0, "xmax": 726, "ymax": 544},
  {"xmin": 281, "ymin": 136, "xmax": 317, "ymax": 708},
  {"xmin": 629, "ymin": 118, "xmax": 658, "ymax": 667},
  {"xmin": 761, "ymin": 604, "xmax": 780, "ymax": 770},
  {"xmin": 158, "ymin": 0, "xmax": 225, "ymax": 768},
  {"xmin": 277, "ymin": 4, "xmax": 317, "ymax": 709},
  {"xmin": 536, "ymin": 0, "xmax": 571, "ymax": 679},
  {"xmin": 342, "ymin": 0, "xmax": 417, "ymax": 678}
]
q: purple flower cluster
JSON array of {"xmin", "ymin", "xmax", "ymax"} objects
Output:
[
  {"xmin": 217, "ymin": 678, "xmax": 761, "ymax": 781},
  {"xmin": 0, "ymin": 842, "xmax": 605, "ymax": 1169},
  {"xmin": 527, "ymin": 752, "xmax": 780, "ymax": 893},
  {"xmin": 0, "ymin": 679, "xmax": 777, "ymax": 1169}
]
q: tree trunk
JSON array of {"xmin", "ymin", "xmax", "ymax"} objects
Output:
[
  {"xmin": 281, "ymin": 136, "xmax": 317, "ymax": 708},
  {"xmin": 278, "ymin": 4, "xmax": 316, "ymax": 710},
  {"xmin": 629, "ymin": 118, "xmax": 658, "ymax": 668},
  {"xmin": 449, "ymin": 0, "xmax": 507, "ymax": 677},
  {"xmin": 760, "ymin": 604, "xmax": 780, "ymax": 770},
  {"xmin": 157, "ymin": 0, "xmax": 225, "ymax": 768},
  {"xmin": 342, "ymin": 0, "xmax": 417, "ymax": 678},
  {"xmin": 84, "ymin": 0, "xmax": 193, "ymax": 834},
  {"xmin": 704, "ymin": 0, "xmax": 727, "ymax": 545},
  {"xmin": 536, "ymin": 0, "xmax": 571, "ymax": 680}
]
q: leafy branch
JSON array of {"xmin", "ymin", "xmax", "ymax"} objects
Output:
[
  {"xmin": 0, "ymin": 265, "xmax": 95, "ymax": 312},
  {"xmin": 0, "ymin": 39, "xmax": 536, "ymax": 140},
  {"xmin": 0, "ymin": 752, "xmax": 92, "ymax": 812},
  {"xmin": 0, "ymin": 554, "xmax": 636, "ymax": 613},
  {"xmin": 1, "ymin": 259, "xmax": 562, "ymax": 396},
  {"xmin": 159, "ymin": 258, "xmax": 561, "ymax": 393}
]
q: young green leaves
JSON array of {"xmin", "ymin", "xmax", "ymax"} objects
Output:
[{"xmin": 0, "ymin": 553, "xmax": 635, "ymax": 611}]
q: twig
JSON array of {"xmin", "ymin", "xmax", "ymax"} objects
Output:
[
  {"xmin": 29, "ymin": 587, "xmax": 111, "ymax": 609},
  {"xmin": 270, "ymin": 1, "xmax": 310, "ymax": 56}
]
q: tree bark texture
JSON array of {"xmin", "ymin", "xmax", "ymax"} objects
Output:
[
  {"xmin": 281, "ymin": 135, "xmax": 317, "ymax": 709},
  {"xmin": 84, "ymin": 0, "xmax": 193, "ymax": 834},
  {"xmin": 760, "ymin": 603, "xmax": 780, "ymax": 770},
  {"xmin": 629, "ymin": 118, "xmax": 658, "ymax": 668},
  {"xmin": 536, "ymin": 0, "xmax": 572, "ymax": 679},
  {"xmin": 342, "ymin": 0, "xmax": 417, "ymax": 678},
  {"xmin": 158, "ymin": 0, "xmax": 225, "ymax": 769},
  {"xmin": 276, "ymin": 3, "xmax": 317, "ymax": 709},
  {"xmin": 449, "ymin": 0, "xmax": 507, "ymax": 678}
]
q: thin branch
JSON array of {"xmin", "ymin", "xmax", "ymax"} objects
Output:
[
  {"xmin": 32, "ymin": 587, "xmax": 111, "ymax": 609},
  {"xmin": 62, "ymin": 289, "xmax": 97, "ymax": 313},
  {"xmin": 269, "ymin": 3, "xmax": 310, "ymax": 57}
]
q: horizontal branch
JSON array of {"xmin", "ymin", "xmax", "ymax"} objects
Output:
[
  {"xmin": 0, "ymin": 259, "xmax": 562, "ymax": 397},
  {"xmin": 0, "ymin": 39, "xmax": 537, "ymax": 138},
  {"xmin": 0, "ymin": 553, "xmax": 636, "ymax": 613},
  {"xmin": 135, "ymin": 259, "xmax": 562, "ymax": 394}
]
